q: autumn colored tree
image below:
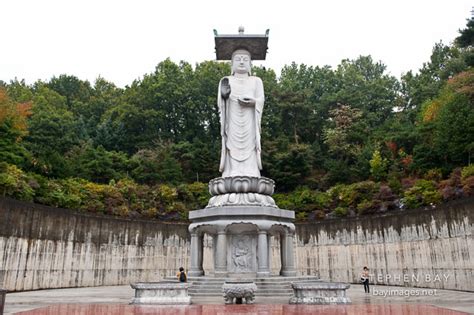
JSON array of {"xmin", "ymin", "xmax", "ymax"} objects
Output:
[{"xmin": 0, "ymin": 88, "xmax": 32, "ymax": 166}]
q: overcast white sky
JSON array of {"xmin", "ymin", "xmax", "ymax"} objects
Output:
[{"xmin": 1, "ymin": 0, "xmax": 472, "ymax": 87}]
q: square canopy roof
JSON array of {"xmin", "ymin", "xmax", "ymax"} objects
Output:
[{"xmin": 214, "ymin": 28, "xmax": 269, "ymax": 60}]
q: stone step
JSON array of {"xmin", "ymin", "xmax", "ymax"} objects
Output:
[
  {"xmin": 187, "ymin": 276, "xmax": 318, "ymax": 280},
  {"xmin": 191, "ymin": 283, "xmax": 291, "ymax": 287},
  {"xmin": 189, "ymin": 292, "xmax": 293, "ymax": 303},
  {"xmin": 190, "ymin": 286, "xmax": 292, "ymax": 290},
  {"xmin": 165, "ymin": 275, "xmax": 319, "ymax": 298},
  {"xmin": 190, "ymin": 289, "xmax": 292, "ymax": 293},
  {"xmin": 189, "ymin": 287, "xmax": 293, "ymax": 292},
  {"xmin": 188, "ymin": 281, "xmax": 292, "ymax": 285},
  {"xmin": 185, "ymin": 277, "xmax": 319, "ymax": 283},
  {"xmin": 190, "ymin": 284, "xmax": 293, "ymax": 288}
]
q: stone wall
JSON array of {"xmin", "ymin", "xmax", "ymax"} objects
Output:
[
  {"xmin": 1, "ymin": 197, "xmax": 472, "ymax": 292},
  {"xmin": 0, "ymin": 198, "xmax": 189, "ymax": 291},
  {"xmin": 294, "ymin": 197, "xmax": 473, "ymax": 291}
]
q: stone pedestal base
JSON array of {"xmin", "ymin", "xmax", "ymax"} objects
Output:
[
  {"xmin": 130, "ymin": 282, "xmax": 191, "ymax": 305},
  {"xmin": 289, "ymin": 282, "xmax": 351, "ymax": 304},
  {"xmin": 189, "ymin": 206, "xmax": 297, "ymax": 277},
  {"xmin": 256, "ymin": 271, "xmax": 271, "ymax": 278},
  {"xmin": 187, "ymin": 270, "xmax": 204, "ymax": 277},
  {"xmin": 189, "ymin": 176, "xmax": 298, "ymax": 278},
  {"xmin": 280, "ymin": 270, "xmax": 297, "ymax": 277}
]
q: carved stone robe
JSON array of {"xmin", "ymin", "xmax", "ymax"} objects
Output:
[{"xmin": 218, "ymin": 75, "xmax": 264, "ymax": 177}]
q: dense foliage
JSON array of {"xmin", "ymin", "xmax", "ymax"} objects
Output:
[{"xmin": 0, "ymin": 19, "xmax": 473, "ymax": 220}]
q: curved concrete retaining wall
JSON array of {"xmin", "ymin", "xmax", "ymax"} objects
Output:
[
  {"xmin": 294, "ymin": 198, "xmax": 473, "ymax": 291},
  {"xmin": 0, "ymin": 198, "xmax": 189, "ymax": 291},
  {"xmin": 0, "ymin": 197, "xmax": 472, "ymax": 291}
]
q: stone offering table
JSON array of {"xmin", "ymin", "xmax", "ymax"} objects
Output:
[
  {"xmin": 130, "ymin": 282, "xmax": 191, "ymax": 305},
  {"xmin": 222, "ymin": 281, "xmax": 257, "ymax": 304},
  {"xmin": 289, "ymin": 282, "xmax": 351, "ymax": 305}
]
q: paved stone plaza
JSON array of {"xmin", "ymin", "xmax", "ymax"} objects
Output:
[{"xmin": 4, "ymin": 284, "xmax": 473, "ymax": 314}]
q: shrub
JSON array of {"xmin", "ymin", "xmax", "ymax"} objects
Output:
[
  {"xmin": 328, "ymin": 181, "xmax": 379, "ymax": 210},
  {"xmin": 273, "ymin": 193, "xmax": 294, "ymax": 209},
  {"xmin": 439, "ymin": 179, "xmax": 456, "ymax": 200},
  {"xmin": 177, "ymin": 182, "xmax": 209, "ymax": 210},
  {"xmin": 449, "ymin": 168, "xmax": 462, "ymax": 187},
  {"xmin": 313, "ymin": 191, "xmax": 331, "ymax": 210},
  {"xmin": 158, "ymin": 184, "xmax": 178, "ymax": 205},
  {"xmin": 356, "ymin": 199, "xmax": 381, "ymax": 215},
  {"xmin": 461, "ymin": 165, "xmax": 474, "ymax": 180},
  {"xmin": 403, "ymin": 179, "xmax": 442, "ymax": 209},
  {"xmin": 81, "ymin": 182, "xmax": 107, "ymax": 213},
  {"xmin": 313, "ymin": 210, "xmax": 326, "ymax": 220},
  {"xmin": 334, "ymin": 206, "xmax": 348, "ymax": 217},
  {"xmin": 35, "ymin": 179, "xmax": 77, "ymax": 209},
  {"xmin": 387, "ymin": 174, "xmax": 402, "ymax": 195},
  {"xmin": 274, "ymin": 186, "xmax": 329, "ymax": 212},
  {"xmin": 422, "ymin": 189, "xmax": 443, "ymax": 205},
  {"xmin": 462, "ymin": 176, "xmax": 474, "ymax": 196},
  {"xmin": 144, "ymin": 207, "xmax": 158, "ymax": 218},
  {"xmin": 102, "ymin": 185, "xmax": 125, "ymax": 215},
  {"xmin": 295, "ymin": 211, "xmax": 308, "ymax": 221},
  {"xmin": 424, "ymin": 168, "xmax": 443, "ymax": 181},
  {"xmin": 0, "ymin": 162, "xmax": 34, "ymax": 201},
  {"xmin": 327, "ymin": 184, "xmax": 352, "ymax": 207},
  {"xmin": 115, "ymin": 178, "xmax": 140, "ymax": 203},
  {"xmin": 401, "ymin": 177, "xmax": 416, "ymax": 190}
]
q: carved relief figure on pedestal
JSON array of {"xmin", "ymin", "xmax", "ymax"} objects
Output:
[{"xmin": 232, "ymin": 237, "xmax": 251, "ymax": 271}]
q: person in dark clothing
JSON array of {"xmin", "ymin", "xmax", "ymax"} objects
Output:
[
  {"xmin": 177, "ymin": 267, "xmax": 187, "ymax": 282},
  {"xmin": 361, "ymin": 266, "xmax": 370, "ymax": 293}
]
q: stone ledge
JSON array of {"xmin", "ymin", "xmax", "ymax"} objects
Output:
[
  {"xmin": 189, "ymin": 206, "xmax": 295, "ymax": 220},
  {"xmin": 207, "ymin": 193, "xmax": 277, "ymax": 208}
]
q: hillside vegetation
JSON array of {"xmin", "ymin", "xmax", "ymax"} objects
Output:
[{"xmin": 1, "ymin": 20, "xmax": 473, "ymax": 220}]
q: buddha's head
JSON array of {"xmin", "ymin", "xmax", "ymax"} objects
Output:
[{"xmin": 231, "ymin": 49, "xmax": 252, "ymax": 75}]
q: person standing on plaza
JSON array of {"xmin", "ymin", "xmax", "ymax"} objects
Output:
[{"xmin": 361, "ymin": 266, "xmax": 370, "ymax": 293}]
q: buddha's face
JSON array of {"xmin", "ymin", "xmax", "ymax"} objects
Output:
[{"xmin": 232, "ymin": 51, "xmax": 251, "ymax": 74}]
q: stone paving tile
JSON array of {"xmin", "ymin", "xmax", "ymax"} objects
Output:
[
  {"xmin": 3, "ymin": 284, "xmax": 474, "ymax": 315},
  {"xmin": 11, "ymin": 304, "xmax": 472, "ymax": 315}
]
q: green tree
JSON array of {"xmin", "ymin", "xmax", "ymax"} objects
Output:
[
  {"xmin": 369, "ymin": 149, "xmax": 388, "ymax": 181},
  {"xmin": 25, "ymin": 85, "xmax": 82, "ymax": 177},
  {"xmin": 100, "ymin": 103, "xmax": 162, "ymax": 153},
  {"xmin": 401, "ymin": 42, "xmax": 468, "ymax": 116},
  {"xmin": 47, "ymin": 74, "xmax": 93, "ymax": 108},
  {"xmin": 413, "ymin": 69, "xmax": 474, "ymax": 173},
  {"xmin": 130, "ymin": 145, "xmax": 183, "ymax": 185},
  {"xmin": 334, "ymin": 56, "xmax": 400, "ymax": 129},
  {"xmin": 456, "ymin": 18, "xmax": 474, "ymax": 48},
  {"xmin": 66, "ymin": 141, "xmax": 129, "ymax": 183},
  {"xmin": 264, "ymin": 140, "xmax": 314, "ymax": 191}
]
